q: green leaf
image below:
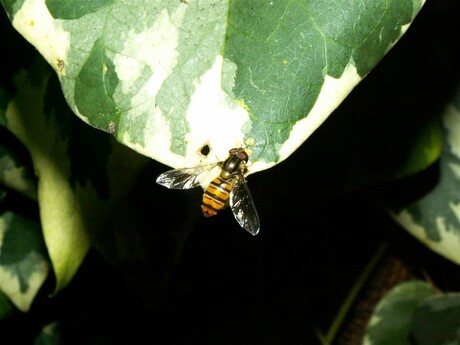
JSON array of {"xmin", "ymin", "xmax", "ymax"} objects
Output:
[
  {"xmin": 33, "ymin": 322, "xmax": 62, "ymax": 345},
  {"xmin": 411, "ymin": 293, "xmax": 460, "ymax": 345},
  {"xmin": 45, "ymin": 0, "xmax": 115, "ymax": 20},
  {"xmin": 388, "ymin": 90, "xmax": 460, "ymax": 265},
  {"xmin": 3, "ymin": 0, "xmax": 424, "ymax": 174},
  {"xmin": 0, "ymin": 143, "xmax": 37, "ymax": 200},
  {"xmin": 0, "ymin": 72, "xmax": 36, "ymax": 200},
  {"xmin": 4, "ymin": 57, "xmax": 149, "ymax": 292},
  {"xmin": 0, "ymin": 210, "xmax": 49, "ymax": 312},
  {"xmin": 363, "ymin": 281, "xmax": 439, "ymax": 345}
]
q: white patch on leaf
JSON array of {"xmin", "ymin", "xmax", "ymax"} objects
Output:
[
  {"xmin": 392, "ymin": 210, "xmax": 460, "ymax": 265},
  {"xmin": 12, "ymin": 0, "xmax": 70, "ymax": 73},
  {"xmin": 0, "ymin": 216, "xmax": 5, "ymax": 248},
  {"xmin": 443, "ymin": 105, "xmax": 460, "ymax": 158},
  {"xmin": 138, "ymin": 55, "xmax": 250, "ymax": 170},
  {"xmin": 113, "ymin": 8, "xmax": 183, "ymax": 97},
  {"xmin": 132, "ymin": 106, "xmax": 179, "ymax": 166},
  {"xmin": 448, "ymin": 162, "xmax": 460, "ymax": 179},
  {"xmin": 0, "ymin": 157, "xmax": 36, "ymax": 199},
  {"xmin": 449, "ymin": 202, "xmax": 460, "ymax": 226},
  {"xmin": 186, "ymin": 56, "xmax": 249, "ymax": 163},
  {"xmin": 0, "ymin": 252, "xmax": 49, "ymax": 312}
]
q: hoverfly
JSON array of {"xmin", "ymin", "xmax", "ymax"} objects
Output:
[{"xmin": 156, "ymin": 148, "xmax": 260, "ymax": 235}]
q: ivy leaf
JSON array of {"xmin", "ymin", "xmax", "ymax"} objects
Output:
[
  {"xmin": 2, "ymin": 0, "xmax": 424, "ymax": 173},
  {"xmin": 33, "ymin": 322, "xmax": 62, "ymax": 345},
  {"xmin": 363, "ymin": 281, "xmax": 439, "ymax": 345},
  {"xmin": 0, "ymin": 142, "xmax": 37, "ymax": 200},
  {"xmin": 387, "ymin": 91, "xmax": 460, "ymax": 266},
  {"xmin": 0, "ymin": 210, "xmax": 49, "ymax": 312},
  {"xmin": 4, "ymin": 58, "xmax": 149, "ymax": 292},
  {"xmin": 0, "ymin": 74, "xmax": 37, "ymax": 199},
  {"xmin": 411, "ymin": 293, "xmax": 460, "ymax": 345}
]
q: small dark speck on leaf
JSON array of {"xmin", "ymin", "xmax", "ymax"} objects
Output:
[
  {"xmin": 56, "ymin": 59, "xmax": 65, "ymax": 72},
  {"xmin": 200, "ymin": 144, "xmax": 211, "ymax": 157}
]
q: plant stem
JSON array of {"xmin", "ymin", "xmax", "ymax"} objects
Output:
[{"xmin": 315, "ymin": 240, "xmax": 390, "ymax": 344}]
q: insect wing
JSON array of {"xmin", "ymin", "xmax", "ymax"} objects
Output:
[
  {"xmin": 230, "ymin": 177, "xmax": 260, "ymax": 235},
  {"xmin": 156, "ymin": 163, "xmax": 219, "ymax": 189}
]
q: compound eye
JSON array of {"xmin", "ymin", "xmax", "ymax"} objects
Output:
[{"xmin": 236, "ymin": 150, "xmax": 248, "ymax": 163}]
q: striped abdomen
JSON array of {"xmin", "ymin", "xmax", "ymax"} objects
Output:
[{"xmin": 201, "ymin": 176, "xmax": 234, "ymax": 217}]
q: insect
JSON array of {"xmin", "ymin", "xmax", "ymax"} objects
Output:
[{"xmin": 156, "ymin": 148, "xmax": 260, "ymax": 235}]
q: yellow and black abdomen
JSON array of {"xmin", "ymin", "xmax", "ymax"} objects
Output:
[{"xmin": 201, "ymin": 177, "xmax": 233, "ymax": 217}]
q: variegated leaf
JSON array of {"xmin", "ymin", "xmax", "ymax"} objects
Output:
[
  {"xmin": 0, "ymin": 210, "xmax": 49, "ymax": 312},
  {"xmin": 363, "ymin": 281, "xmax": 439, "ymax": 345},
  {"xmin": 0, "ymin": 144, "xmax": 36, "ymax": 200},
  {"xmin": 411, "ymin": 293, "xmax": 460, "ymax": 345},
  {"xmin": 2, "ymin": 0, "xmax": 425, "ymax": 174},
  {"xmin": 390, "ymin": 99, "xmax": 460, "ymax": 265},
  {"xmin": 3, "ymin": 58, "xmax": 148, "ymax": 292}
]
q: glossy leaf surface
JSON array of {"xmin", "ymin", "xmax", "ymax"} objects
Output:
[
  {"xmin": 0, "ymin": 210, "xmax": 49, "ymax": 312},
  {"xmin": 2, "ymin": 0, "xmax": 424, "ymax": 173},
  {"xmin": 3, "ymin": 59, "xmax": 148, "ymax": 292},
  {"xmin": 389, "ymin": 93, "xmax": 460, "ymax": 265},
  {"xmin": 363, "ymin": 281, "xmax": 439, "ymax": 345}
]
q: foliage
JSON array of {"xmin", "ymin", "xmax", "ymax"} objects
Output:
[
  {"xmin": 364, "ymin": 281, "xmax": 460, "ymax": 345},
  {"xmin": 3, "ymin": 0, "xmax": 423, "ymax": 172}
]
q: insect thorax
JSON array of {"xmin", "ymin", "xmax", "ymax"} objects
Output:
[{"xmin": 220, "ymin": 154, "xmax": 245, "ymax": 179}]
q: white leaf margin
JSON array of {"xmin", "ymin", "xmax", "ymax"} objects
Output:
[
  {"xmin": 0, "ymin": 212, "xmax": 49, "ymax": 312},
  {"xmin": 8, "ymin": 0, "xmax": 425, "ymax": 175},
  {"xmin": 391, "ymin": 104, "xmax": 460, "ymax": 265}
]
